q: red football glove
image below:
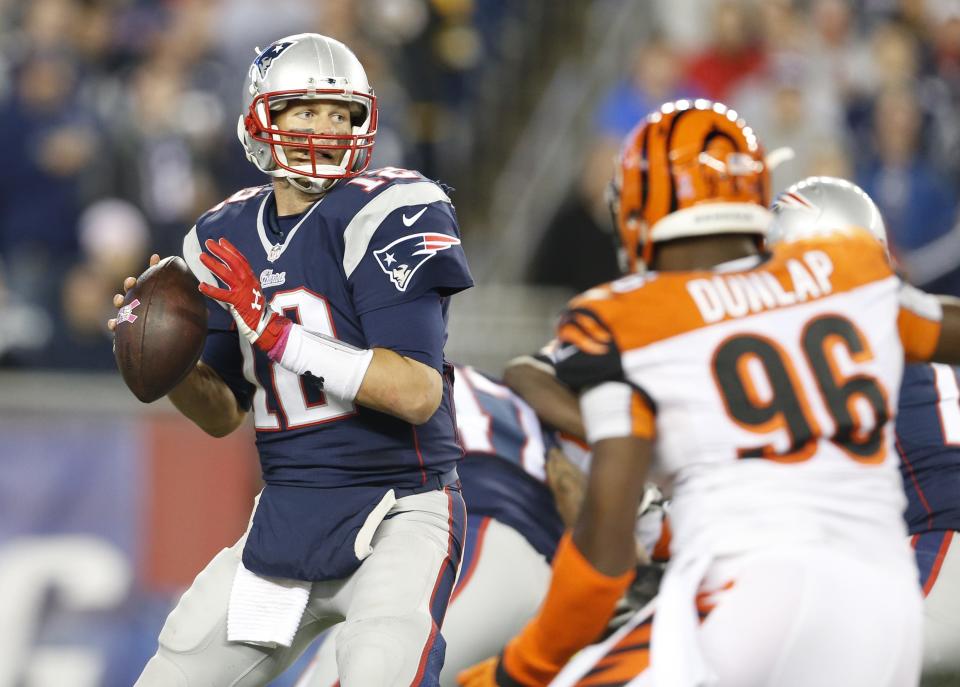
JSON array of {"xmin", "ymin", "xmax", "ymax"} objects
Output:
[{"xmin": 198, "ymin": 238, "xmax": 290, "ymax": 353}]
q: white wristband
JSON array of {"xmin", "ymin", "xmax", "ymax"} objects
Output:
[
  {"xmin": 580, "ymin": 382, "xmax": 635, "ymax": 443},
  {"xmin": 276, "ymin": 325, "xmax": 374, "ymax": 402}
]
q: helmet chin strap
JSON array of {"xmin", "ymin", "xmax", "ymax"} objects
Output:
[
  {"xmin": 288, "ymin": 175, "xmax": 336, "ymax": 194},
  {"xmin": 272, "ymin": 140, "xmax": 346, "ymax": 194}
]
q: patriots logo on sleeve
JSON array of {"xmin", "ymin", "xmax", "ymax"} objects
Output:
[{"xmin": 373, "ymin": 233, "xmax": 462, "ymax": 292}]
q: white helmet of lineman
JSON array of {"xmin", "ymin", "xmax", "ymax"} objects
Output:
[
  {"xmin": 769, "ymin": 176, "xmax": 887, "ymax": 248},
  {"xmin": 237, "ymin": 33, "xmax": 377, "ymax": 194}
]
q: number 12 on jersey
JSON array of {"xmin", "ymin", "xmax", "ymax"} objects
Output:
[{"xmin": 241, "ymin": 288, "xmax": 357, "ymax": 430}]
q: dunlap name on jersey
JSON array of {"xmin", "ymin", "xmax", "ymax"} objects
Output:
[{"xmin": 688, "ymin": 250, "xmax": 834, "ymax": 323}]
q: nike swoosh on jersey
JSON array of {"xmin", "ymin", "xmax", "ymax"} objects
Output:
[{"xmin": 402, "ymin": 207, "xmax": 428, "ymax": 226}]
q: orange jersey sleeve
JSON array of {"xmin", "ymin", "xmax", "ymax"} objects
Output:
[
  {"xmin": 554, "ymin": 302, "xmax": 623, "ymax": 391},
  {"xmin": 898, "ymin": 283, "xmax": 943, "ymax": 362},
  {"xmin": 555, "ymin": 296, "xmax": 657, "ymax": 441},
  {"xmin": 500, "ymin": 533, "xmax": 635, "ymax": 685}
]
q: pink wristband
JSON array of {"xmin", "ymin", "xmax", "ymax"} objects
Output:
[{"xmin": 266, "ymin": 319, "xmax": 293, "ymax": 361}]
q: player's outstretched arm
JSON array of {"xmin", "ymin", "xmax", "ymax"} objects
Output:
[
  {"xmin": 544, "ymin": 446, "xmax": 586, "ymax": 527},
  {"xmin": 503, "ymin": 355, "xmax": 586, "ymax": 439},
  {"xmin": 354, "ymin": 348, "xmax": 442, "ymax": 425},
  {"xmin": 108, "ymin": 254, "xmax": 248, "ymax": 437},
  {"xmin": 166, "ymin": 362, "xmax": 248, "ymax": 437},
  {"xmin": 572, "ymin": 436, "xmax": 650, "ymax": 574},
  {"xmin": 198, "ymin": 237, "xmax": 442, "ymax": 425}
]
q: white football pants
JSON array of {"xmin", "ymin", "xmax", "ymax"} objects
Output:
[
  {"xmin": 135, "ymin": 487, "xmax": 464, "ymax": 687},
  {"xmin": 912, "ymin": 530, "xmax": 960, "ymax": 681},
  {"xmin": 553, "ymin": 545, "xmax": 922, "ymax": 687},
  {"xmin": 296, "ymin": 515, "xmax": 553, "ymax": 687}
]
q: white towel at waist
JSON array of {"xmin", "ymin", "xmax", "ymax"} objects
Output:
[{"xmin": 226, "ymin": 561, "xmax": 312, "ymax": 648}]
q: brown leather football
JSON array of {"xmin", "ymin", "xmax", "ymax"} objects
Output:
[{"xmin": 113, "ymin": 256, "xmax": 208, "ymax": 402}]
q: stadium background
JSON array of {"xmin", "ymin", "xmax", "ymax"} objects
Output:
[{"xmin": 3, "ymin": 0, "xmax": 960, "ymax": 684}]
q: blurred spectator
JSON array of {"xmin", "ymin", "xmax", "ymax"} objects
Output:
[
  {"xmin": 361, "ymin": 0, "xmax": 430, "ymax": 48},
  {"xmin": 0, "ymin": 51, "xmax": 98, "ymax": 314},
  {"xmin": 652, "ymin": 0, "xmax": 711, "ymax": 51},
  {"xmin": 837, "ymin": 19, "xmax": 960, "ymax": 185},
  {"xmin": 733, "ymin": 52, "xmax": 844, "ymax": 191},
  {"xmin": 350, "ymin": 43, "xmax": 412, "ymax": 170},
  {"xmin": 104, "ymin": 56, "xmax": 220, "ymax": 257},
  {"xmin": 757, "ymin": 0, "xmax": 808, "ymax": 58},
  {"xmin": 864, "ymin": 20, "xmax": 922, "ymax": 92},
  {"xmin": 45, "ymin": 199, "xmax": 149, "ymax": 369},
  {"xmin": 845, "ymin": 20, "xmax": 922, "ymax": 145},
  {"xmin": 77, "ymin": 199, "xmax": 150, "ymax": 290},
  {"xmin": 212, "ymin": 0, "xmax": 326, "ymax": 79},
  {"xmin": 927, "ymin": 2, "xmax": 960, "ymax": 182},
  {"xmin": 808, "ymin": 0, "xmax": 875, "ymax": 103},
  {"xmin": 932, "ymin": 1, "xmax": 960, "ymax": 91},
  {"xmin": 73, "ymin": 1, "xmax": 114, "ymax": 70},
  {"xmin": 595, "ymin": 37, "xmax": 698, "ymax": 140},
  {"xmin": 388, "ymin": 0, "xmax": 486, "ymax": 177},
  {"xmin": 889, "ymin": 0, "xmax": 934, "ymax": 42},
  {"xmin": 19, "ymin": 0, "xmax": 80, "ymax": 54},
  {"xmin": 805, "ymin": 137, "xmax": 854, "ymax": 181},
  {"xmin": 683, "ymin": 0, "xmax": 766, "ymax": 103},
  {"xmin": 856, "ymin": 86, "xmax": 960, "ymax": 293},
  {"xmin": 0, "ymin": 257, "xmax": 53, "ymax": 366},
  {"xmin": 528, "ymin": 139, "xmax": 621, "ymax": 292}
]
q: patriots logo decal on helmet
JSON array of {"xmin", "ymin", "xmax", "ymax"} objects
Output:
[
  {"xmin": 253, "ymin": 40, "xmax": 295, "ymax": 78},
  {"xmin": 773, "ymin": 190, "xmax": 816, "ymax": 212},
  {"xmin": 374, "ymin": 233, "xmax": 461, "ymax": 292}
]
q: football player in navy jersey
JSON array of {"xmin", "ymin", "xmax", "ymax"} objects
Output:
[
  {"xmin": 769, "ymin": 177, "xmax": 960, "ymax": 684},
  {"xmin": 295, "ymin": 364, "xmax": 668, "ymax": 687},
  {"xmin": 108, "ymin": 34, "xmax": 473, "ymax": 686},
  {"xmin": 899, "ymin": 363, "xmax": 960, "ymax": 683}
]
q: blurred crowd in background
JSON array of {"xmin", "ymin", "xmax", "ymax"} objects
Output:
[
  {"xmin": 4, "ymin": 3, "xmax": 960, "ymax": 684},
  {"xmin": 533, "ymin": 0, "xmax": 960, "ymax": 297},
  {"xmin": 3, "ymin": 0, "xmax": 960, "ymax": 371},
  {"xmin": 0, "ymin": 0, "xmax": 524, "ymax": 368}
]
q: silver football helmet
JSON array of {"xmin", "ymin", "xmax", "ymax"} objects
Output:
[
  {"xmin": 237, "ymin": 33, "xmax": 377, "ymax": 194},
  {"xmin": 769, "ymin": 176, "xmax": 887, "ymax": 248}
]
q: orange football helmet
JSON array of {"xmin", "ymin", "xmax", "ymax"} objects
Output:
[{"xmin": 610, "ymin": 99, "xmax": 771, "ymax": 273}]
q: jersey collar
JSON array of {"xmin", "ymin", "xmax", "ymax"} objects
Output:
[{"xmin": 256, "ymin": 191, "xmax": 324, "ymax": 263}]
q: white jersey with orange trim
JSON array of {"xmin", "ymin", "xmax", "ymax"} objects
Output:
[{"xmin": 552, "ymin": 228, "xmax": 939, "ymax": 686}]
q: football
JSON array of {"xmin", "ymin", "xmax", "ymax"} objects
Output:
[{"xmin": 113, "ymin": 256, "xmax": 208, "ymax": 403}]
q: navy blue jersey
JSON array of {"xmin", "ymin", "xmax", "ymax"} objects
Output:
[
  {"xmin": 897, "ymin": 363, "xmax": 960, "ymax": 534},
  {"xmin": 181, "ymin": 169, "xmax": 473, "ymax": 580},
  {"xmin": 183, "ymin": 168, "xmax": 472, "ymax": 489},
  {"xmin": 452, "ymin": 365, "xmax": 565, "ymax": 560}
]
